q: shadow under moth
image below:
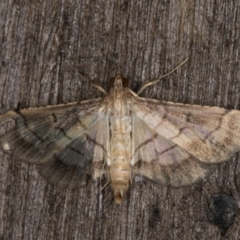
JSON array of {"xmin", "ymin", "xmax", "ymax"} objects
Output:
[{"xmin": 0, "ymin": 68, "xmax": 240, "ymax": 204}]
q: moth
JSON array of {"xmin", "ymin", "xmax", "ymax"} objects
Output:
[{"xmin": 1, "ymin": 69, "xmax": 240, "ymax": 204}]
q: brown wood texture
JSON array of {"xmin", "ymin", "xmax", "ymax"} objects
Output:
[{"xmin": 0, "ymin": 0, "xmax": 240, "ymax": 239}]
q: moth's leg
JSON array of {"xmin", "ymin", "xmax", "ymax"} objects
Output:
[
  {"xmin": 130, "ymin": 115, "xmax": 136, "ymax": 167},
  {"xmin": 106, "ymin": 114, "xmax": 111, "ymax": 166}
]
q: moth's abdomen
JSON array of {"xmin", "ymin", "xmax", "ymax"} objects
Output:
[
  {"xmin": 109, "ymin": 114, "xmax": 132, "ymax": 204},
  {"xmin": 110, "ymin": 157, "xmax": 130, "ymax": 204}
]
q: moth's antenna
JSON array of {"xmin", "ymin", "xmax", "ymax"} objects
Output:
[
  {"xmin": 137, "ymin": 58, "xmax": 189, "ymax": 95},
  {"xmin": 66, "ymin": 61, "xmax": 107, "ymax": 95}
]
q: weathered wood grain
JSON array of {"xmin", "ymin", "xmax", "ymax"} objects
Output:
[{"xmin": 0, "ymin": 0, "xmax": 240, "ymax": 239}]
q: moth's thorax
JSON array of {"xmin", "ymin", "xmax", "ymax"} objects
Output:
[{"xmin": 105, "ymin": 87, "xmax": 133, "ymax": 116}]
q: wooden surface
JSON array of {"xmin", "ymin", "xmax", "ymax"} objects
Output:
[{"xmin": 0, "ymin": 1, "xmax": 240, "ymax": 239}]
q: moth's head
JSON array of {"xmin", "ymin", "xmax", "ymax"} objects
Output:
[{"xmin": 109, "ymin": 73, "xmax": 128, "ymax": 89}]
